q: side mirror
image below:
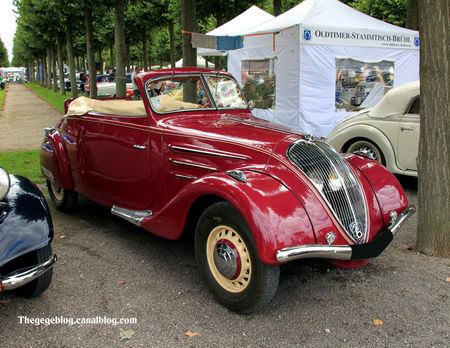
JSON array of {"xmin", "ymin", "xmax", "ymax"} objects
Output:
[{"xmin": 248, "ymin": 100, "xmax": 255, "ymax": 110}]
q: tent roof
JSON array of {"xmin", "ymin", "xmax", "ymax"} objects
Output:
[
  {"xmin": 242, "ymin": 0, "xmax": 417, "ymax": 35},
  {"xmin": 207, "ymin": 6, "xmax": 274, "ymax": 36},
  {"xmin": 173, "ymin": 56, "xmax": 215, "ymax": 68}
]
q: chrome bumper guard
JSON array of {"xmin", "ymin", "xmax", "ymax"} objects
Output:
[
  {"xmin": 1, "ymin": 254, "xmax": 57, "ymax": 291},
  {"xmin": 276, "ymin": 206, "xmax": 416, "ymax": 263}
]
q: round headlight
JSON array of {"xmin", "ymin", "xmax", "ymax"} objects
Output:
[{"xmin": 0, "ymin": 167, "xmax": 11, "ymax": 201}]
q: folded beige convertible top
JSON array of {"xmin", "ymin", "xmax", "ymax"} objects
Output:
[{"xmin": 66, "ymin": 96, "xmax": 146, "ymax": 116}]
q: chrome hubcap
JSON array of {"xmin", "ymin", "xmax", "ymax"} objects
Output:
[{"xmin": 213, "ymin": 240, "xmax": 240, "ymax": 279}]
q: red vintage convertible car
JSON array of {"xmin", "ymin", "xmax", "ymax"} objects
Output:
[{"xmin": 40, "ymin": 68, "xmax": 415, "ymax": 313}]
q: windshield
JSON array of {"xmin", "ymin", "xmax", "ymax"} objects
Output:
[{"xmin": 146, "ymin": 74, "xmax": 247, "ymax": 113}]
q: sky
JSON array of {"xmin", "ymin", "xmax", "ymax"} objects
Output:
[{"xmin": 0, "ymin": 0, "xmax": 18, "ymax": 62}]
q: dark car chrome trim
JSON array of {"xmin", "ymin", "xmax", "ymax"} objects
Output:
[
  {"xmin": 1, "ymin": 254, "xmax": 57, "ymax": 291},
  {"xmin": 170, "ymin": 145, "xmax": 248, "ymax": 160},
  {"xmin": 276, "ymin": 205, "xmax": 416, "ymax": 263},
  {"xmin": 111, "ymin": 206, "xmax": 153, "ymax": 226},
  {"xmin": 171, "ymin": 160, "xmax": 217, "ymax": 171}
]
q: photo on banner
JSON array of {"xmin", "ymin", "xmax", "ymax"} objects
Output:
[{"xmin": 335, "ymin": 57, "xmax": 395, "ymax": 112}]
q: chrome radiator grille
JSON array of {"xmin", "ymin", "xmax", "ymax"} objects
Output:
[{"xmin": 287, "ymin": 140, "xmax": 367, "ymax": 243}]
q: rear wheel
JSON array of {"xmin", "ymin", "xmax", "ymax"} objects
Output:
[
  {"xmin": 47, "ymin": 180, "xmax": 78, "ymax": 212},
  {"xmin": 195, "ymin": 202, "xmax": 279, "ymax": 313},
  {"xmin": 14, "ymin": 245, "xmax": 53, "ymax": 298},
  {"xmin": 347, "ymin": 139, "xmax": 385, "ymax": 164}
]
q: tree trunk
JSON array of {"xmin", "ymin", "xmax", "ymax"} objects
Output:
[
  {"xmin": 114, "ymin": 0, "xmax": 127, "ymax": 97},
  {"xmin": 181, "ymin": 0, "xmax": 197, "ymax": 68},
  {"xmin": 168, "ymin": 21, "xmax": 176, "ymax": 69},
  {"xmin": 41, "ymin": 55, "xmax": 46, "ymax": 87},
  {"xmin": 57, "ymin": 33, "xmax": 65, "ymax": 96},
  {"xmin": 417, "ymin": 0, "xmax": 449, "ymax": 257},
  {"xmin": 66, "ymin": 20, "xmax": 78, "ymax": 99},
  {"xmin": 142, "ymin": 28, "xmax": 148, "ymax": 71},
  {"xmin": 85, "ymin": 6, "xmax": 98, "ymax": 98},
  {"xmin": 51, "ymin": 46, "xmax": 58, "ymax": 92},
  {"xmin": 406, "ymin": 0, "xmax": 419, "ymax": 30},
  {"xmin": 273, "ymin": 0, "xmax": 282, "ymax": 16},
  {"xmin": 47, "ymin": 48, "xmax": 52, "ymax": 89},
  {"xmin": 99, "ymin": 49, "xmax": 103, "ymax": 74}
]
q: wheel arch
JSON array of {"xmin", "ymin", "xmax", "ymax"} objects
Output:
[{"xmin": 329, "ymin": 125, "xmax": 397, "ymax": 173}]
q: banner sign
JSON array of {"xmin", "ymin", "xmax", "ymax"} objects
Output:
[{"xmin": 300, "ymin": 26, "xmax": 419, "ymax": 50}]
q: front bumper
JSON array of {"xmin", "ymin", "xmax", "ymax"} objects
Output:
[
  {"xmin": 276, "ymin": 205, "xmax": 416, "ymax": 263},
  {"xmin": 0, "ymin": 254, "xmax": 57, "ymax": 291}
]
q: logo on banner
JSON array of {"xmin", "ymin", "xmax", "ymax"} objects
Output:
[
  {"xmin": 304, "ymin": 30, "xmax": 312, "ymax": 41},
  {"xmin": 414, "ymin": 37, "xmax": 420, "ymax": 47}
]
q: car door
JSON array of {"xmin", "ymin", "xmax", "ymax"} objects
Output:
[
  {"xmin": 76, "ymin": 112, "xmax": 154, "ymax": 209},
  {"xmin": 396, "ymin": 96, "xmax": 420, "ymax": 171}
]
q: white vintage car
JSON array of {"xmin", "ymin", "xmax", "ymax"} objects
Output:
[
  {"xmin": 326, "ymin": 81, "xmax": 420, "ymax": 177},
  {"xmin": 86, "ymin": 73, "xmax": 133, "ymax": 97}
]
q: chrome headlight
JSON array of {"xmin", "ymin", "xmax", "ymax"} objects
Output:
[{"xmin": 0, "ymin": 167, "xmax": 11, "ymax": 200}]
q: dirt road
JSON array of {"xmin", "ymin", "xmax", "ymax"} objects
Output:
[{"xmin": 0, "ymin": 84, "xmax": 448, "ymax": 347}]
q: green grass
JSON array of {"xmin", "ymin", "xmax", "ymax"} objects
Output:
[
  {"xmin": 0, "ymin": 86, "xmax": 5, "ymax": 110},
  {"xmin": 0, "ymin": 149, "xmax": 45, "ymax": 183},
  {"xmin": 26, "ymin": 82, "xmax": 69, "ymax": 113}
]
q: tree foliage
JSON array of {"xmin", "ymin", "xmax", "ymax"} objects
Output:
[{"xmin": 0, "ymin": 38, "xmax": 9, "ymax": 66}]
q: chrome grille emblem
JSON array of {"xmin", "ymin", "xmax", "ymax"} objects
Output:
[{"xmin": 287, "ymin": 140, "xmax": 368, "ymax": 244}]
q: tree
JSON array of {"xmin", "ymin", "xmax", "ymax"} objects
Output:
[
  {"xmin": 416, "ymin": 0, "xmax": 449, "ymax": 257},
  {"xmin": 181, "ymin": 0, "xmax": 197, "ymax": 68},
  {"xmin": 0, "ymin": 38, "xmax": 9, "ymax": 66},
  {"xmin": 114, "ymin": 0, "xmax": 127, "ymax": 97}
]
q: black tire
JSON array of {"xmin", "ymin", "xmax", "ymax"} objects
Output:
[
  {"xmin": 195, "ymin": 201, "xmax": 280, "ymax": 313},
  {"xmin": 14, "ymin": 245, "xmax": 53, "ymax": 298},
  {"xmin": 47, "ymin": 180, "xmax": 78, "ymax": 212},
  {"xmin": 347, "ymin": 139, "xmax": 385, "ymax": 165}
]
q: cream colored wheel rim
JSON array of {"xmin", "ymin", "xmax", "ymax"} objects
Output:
[
  {"xmin": 51, "ymin": 182, "xmax": 64, "ymax": 201},
  {"xmin": 206, "ymin": 225, "xmax": 252, "ymax": 293}
]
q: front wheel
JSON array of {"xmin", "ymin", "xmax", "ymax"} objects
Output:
[
  {"xmin": 47, "ymin": 180, "xmax": 78, "ymax": 212},
  {"xmin": 195, "ymin": 202, "xmax": 280, "ymax": 313},
  {"xmin": 14, "ymin": 245, "xmax": 53, "ymax": 298},
  {"xmin": 347, "ymin": 139, "xmax": 385, "ymax": 165}
]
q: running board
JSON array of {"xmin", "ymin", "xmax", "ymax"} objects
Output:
[{"xmin": 111, "ymin": 206, "xmax": 153, "ymax": 227}]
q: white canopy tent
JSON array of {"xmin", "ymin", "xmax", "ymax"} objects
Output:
[
  {"xmin": 171, "ymin": 56, "xmax": 215, "ymax": 68},
  {"xmin": 197, "ymin": 6, "xmax": 274, "ymax": 57},
  {"xmin": 224, "ymin": 0, "xmax": 419, "ymax": 137}
]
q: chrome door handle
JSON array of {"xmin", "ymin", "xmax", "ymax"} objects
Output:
[
  {"xmin": 401, "ymin": 127, "xmax": 415, "ymax": 131},
  {"xmin": 133, "ymin": 145, "xmax": 147, "ymax": 149}
]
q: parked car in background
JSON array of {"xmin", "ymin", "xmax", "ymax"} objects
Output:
[
  {"xmin": 327, "ymin": 81, "xmax": 420, "ymax": 177},
  {"xmin": 0, "ymin": 167, "xmax": 56, "ymax": 297},
  {"xmin": 40, "ymin": 68, "xmax": 415, "ymax": 313},
  {"xmin": 64, "ymin": 72, "xmax": 82, "ymax": 91},
  {"xmin": 91, "ymin": 73, "xmax": 133, "ymax": 97}
]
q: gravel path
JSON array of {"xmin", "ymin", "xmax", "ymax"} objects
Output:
[{"xmin": 0, "ymin": 84, "xmax": 63, "ymax": 152}]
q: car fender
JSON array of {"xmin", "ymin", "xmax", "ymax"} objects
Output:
[
  {"xmin": 0, "ymin": 175, "xmax": 54, "ymax": 268},
  {"xmin": 40, "ymin": 129, "xmax": 73, "ymax": 189},
  {"xmin": 327, "ymin": 124, "xmax": 397, "ymax": 173},
  {"xmin": 140, "ymin": 170, "xmax": 315, "ymax": 265},
  {"xmin": 344, "ymin": 153, "xmax": 409, "ymax": 225}
]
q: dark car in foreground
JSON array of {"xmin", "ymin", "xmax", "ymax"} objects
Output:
[
  {"xmin": 0, "ymin": 168, "xmax": 56, "ymax": 297},
  {"xmin": 40, "ymin": 68, "xmax": 415, "ymax": 313}
]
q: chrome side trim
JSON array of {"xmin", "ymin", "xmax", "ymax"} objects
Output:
[
  {"xmin": 170, "ymin": 145, "xmax": 248, "ymax": 160},
  {"xmin": 111, "ymin": 206, "xmax": 153, "ymax": 226},
  {"xmin": 171, "ymin": 160, "xmax": 217, "ymax": 171},
  {"xmin": 172, "ymin": 173, "xmax": 197, "ymax": 180},
  {"xmin": 1, "ymin": 254, "xmax": 57, "ymax": 291},
  {"xmin": 276, "ymin": 245, "xmax": 352, "ymax": 263},
  {"xmin": 388, "ymin": 205, "xmax": 416, "ymax": 234}
]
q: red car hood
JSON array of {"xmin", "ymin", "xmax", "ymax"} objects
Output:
[{"xmin": 162, "ymin": 110, "xmax": 305, "ymax": 155}]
